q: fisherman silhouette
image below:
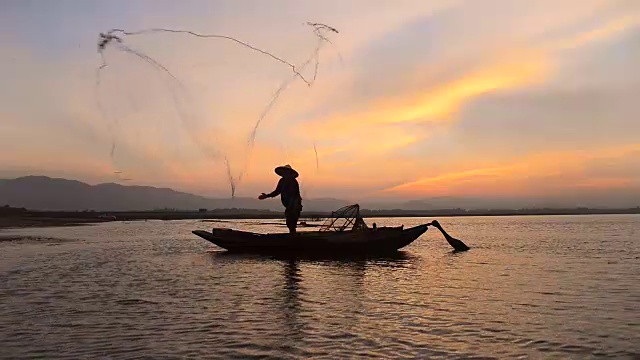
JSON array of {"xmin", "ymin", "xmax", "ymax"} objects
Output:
[{"xmin": 259, "ymin": 165, "xmax": 303, "ymax": 234}]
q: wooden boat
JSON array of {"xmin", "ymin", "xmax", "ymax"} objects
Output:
[
  {"xmin": 192, "ymin": 223, "xmax": 429, "ymax": 255},
  {"xmin": 192, "ymin": 204, "xmax": 469, "ymax": 255}
]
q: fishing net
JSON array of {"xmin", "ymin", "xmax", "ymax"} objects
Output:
[
  {"xmin": 319, "ymin": 204, "xmax": 369, "ymax": 232},
  {"xmin": 94, "ymin": 23, "xmax": 339, "ymax": 195}
]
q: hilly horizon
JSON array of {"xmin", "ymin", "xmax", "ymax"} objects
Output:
[
  {"xmin": 0, "ymin": 176, "xmax": 353, "ymax": 212},
  {"xmin": 1, "ymin": 176, "xmax": 638, "ymax": 212}
]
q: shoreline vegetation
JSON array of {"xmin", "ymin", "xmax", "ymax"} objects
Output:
[{"xmin": 1, "ymin": 205, "xmax": 639, "ymax": 229}]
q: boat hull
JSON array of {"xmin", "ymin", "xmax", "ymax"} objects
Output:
[{"xmin": 192, "ymin": 224, "xmax": 429, "ymax": 255}]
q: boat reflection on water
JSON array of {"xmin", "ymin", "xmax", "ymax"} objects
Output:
[
  {"xmin": 208, "ymin": 250, "xmax": 420, "ymax": 352},
  {"xmin": 208, "ymin": 249, "xmax": 417, "ymax": 264},
  {"xmin": 280, "ymin": 259, "xmax": 304, "ymax": 347}
]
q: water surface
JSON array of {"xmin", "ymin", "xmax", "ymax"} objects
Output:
[{"xmin": 1, "ymin": 215, "xmax": 639, "ymax": 359}]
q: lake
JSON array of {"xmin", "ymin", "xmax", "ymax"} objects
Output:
[{"xmin": 1, "ymin": 215, "xmax": 638, "ymax": 359}]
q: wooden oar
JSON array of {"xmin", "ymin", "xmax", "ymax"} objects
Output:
[{"xmin": 428, "ymin": 220, "xmax": 470, "ymax": 252}]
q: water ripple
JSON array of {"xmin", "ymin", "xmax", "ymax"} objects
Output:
[{"xmin": 0, "ymin": 215, "xmax": 639, "ymax": 359}]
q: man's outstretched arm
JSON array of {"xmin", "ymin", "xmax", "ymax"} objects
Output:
[{"xmin": 259, "ymin": 179, "xmax": 283, "ymax": 199}]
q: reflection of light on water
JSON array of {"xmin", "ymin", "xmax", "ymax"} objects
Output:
[
  {"xmin": 279, "ymin": 260, "xmax": 303, "ymax": 344},
  {"xmin": 0, "ymin": 215, "xmax": 638, "ymax": 358}
]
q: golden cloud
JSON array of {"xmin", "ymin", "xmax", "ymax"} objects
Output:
[
  {"xmin": 297, "ymin": 53, "xmax": 549, "ymax": 144},
  {"xmin": 382, "ymin": 144, "xmax": 640, "ymax": 197}
]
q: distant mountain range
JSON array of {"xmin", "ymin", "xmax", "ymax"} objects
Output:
[
  {"xmin": 1, "ymin": 176, "xmax": 638, "ymax": 212},
  {"xmin": 0, "ymin": 176, "xmax": 351, "ymax": 212}
]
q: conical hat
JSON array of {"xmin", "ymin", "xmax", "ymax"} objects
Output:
[{"xmin": 275, "ymin": 164, "xmax": 299, "ymax": 178}]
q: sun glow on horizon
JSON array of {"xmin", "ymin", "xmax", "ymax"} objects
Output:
[{"xmin": 1, "ymin": 1, "xmax": 639, "ymax": 205}]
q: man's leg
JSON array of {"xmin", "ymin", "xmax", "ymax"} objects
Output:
[
  {"xmin": 285, "ymin": 207, "xmax": 295, "ymax": 233},
  {"xmin": 285, "ymin": 207, "xmax": 300, "ymax": 234}
]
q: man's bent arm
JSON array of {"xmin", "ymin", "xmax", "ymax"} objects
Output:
[{"xmin": 266, "ymin": 179, "xmax": 283, "ymax": 198}]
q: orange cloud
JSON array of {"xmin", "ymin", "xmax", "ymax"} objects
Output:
[
  {"xmin": 385, "ymin": 59, "xmax": 548, "ymax": 124},
  {"xmin": 298, "ymin": 54, "xmax": 549, "ymax": 143},
  {"xmin": 548, "ymin": 15, "xmax": 640, "ymax": 51},
  {"xmin": 382, "ymin": 144, "xmax": 640, "ymax": 198},
  {"xmin": 293, "ymin": 12, "xmax": 638, "ymax": 149},
  {"xmin": 574, "ymin": 177, "xmax": 634, "ymax": 189}
]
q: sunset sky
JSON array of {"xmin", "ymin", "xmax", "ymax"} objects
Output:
[{"xmin": 1, "ymin": 0, "xmax": 639, "ymax": 205}]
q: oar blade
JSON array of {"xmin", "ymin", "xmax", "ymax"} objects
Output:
[
  {"xmin": 446, "ymin": 236, "xmax": 470, "ymax": 252},
  {"xmin": 430, "ymin": 220, "xmax": 470, "ymax": 252}
]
